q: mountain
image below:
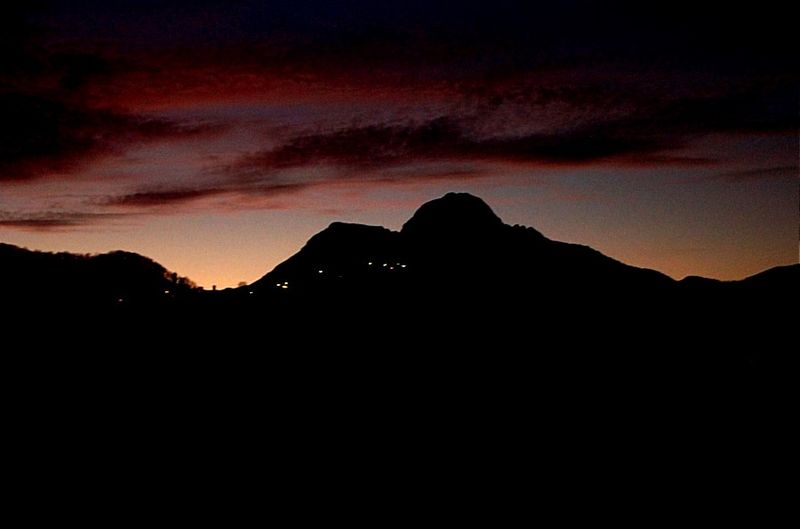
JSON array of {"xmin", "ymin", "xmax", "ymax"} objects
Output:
[
  {"xmin": 1, "ymin": 192, "xmax": 794, "ymax": 449},
  {"xmin": 401, "ymin": 191, "xmax": 504, "ymax": 238},
  {"xmin": 250, "ymin": 192, "xmax": 676, "ymax": 308},
  {"xmin": 3, "ymin": 193, "xmax": 795, "ymax": 319},
  {"xmin": 0, "ymin": 243, "xmax": 196, "ymax": 312},
  {"xmin": 736, "ymin": 263, "xmax": 798, "ymax": 291},
  {"xmin": 240, "ymin": 192, "xmax": 794, "ymax": 370},
  {"xmin": 3, "ymin": 192, "xmax": 795, "ymax": 320}
]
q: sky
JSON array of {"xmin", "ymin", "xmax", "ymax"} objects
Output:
[{"xmin": 1, "ymin": 1, "xmax": 797, "ymax": 287}]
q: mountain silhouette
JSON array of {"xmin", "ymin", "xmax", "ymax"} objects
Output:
[
  {"xmin": 235, "ymin": 192, "xmax": 794, "ymax": 405},
  {"xmin": 401, "ymin": 191, "xmax": 504, "ymax": 237},
  {"xmin": 2, "ymin": 192, "xmax": 794, "ymax": 458},
  {"xmin": 0, "ymin": 243, "xmax": 196, "ymax": 314},
  {"xmin": 249, "ymin": 192, "xmax": 677, "ymax": 308},
  {"xmin": 2, "ymin": 192, "xmax": 795, "ymax": 321}
]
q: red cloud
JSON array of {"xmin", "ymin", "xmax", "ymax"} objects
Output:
[{"xmin": 0, "ymin": 93, "xmax": 222, "ymax": 182}]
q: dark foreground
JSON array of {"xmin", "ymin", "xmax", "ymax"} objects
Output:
[{"xmin": 2, "ymin": 194, "xmax": 794, "ymax": 499}]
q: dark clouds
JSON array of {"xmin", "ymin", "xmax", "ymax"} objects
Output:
[
  {"xmin": 104, "ymin": 183, "xmax": 310, "ymax": 208},
  {"xmin": 10, "ymin": 2, "xmax": 797, "ymax": 110},
  {"xmin": 0, "ymin": 4, "xmax": 221, "ymax": 182},
  {"xmin": 713, "ymin": 166, "xmax": 797, "ymax": 182},
  {"xmin": 0, "ymin": 211, "xmax": 124, "ymax": 230},
  {"xmin": 229, "ymin": 84, "xmax": 797, "ymax": 177},
  {"xmin": 1, "ymin": 1, "xmax": 797, "ymax": 224},
  {"xmin": 0, "ymin": 93, "xmax": 220, "ymax": 181},
  {"xmin": 235, "ymin": 117, "xmax": 661, "ymax": 173},
  {"xmin": 105, "ymin": 187, "xmax": 228, "ymax": 207},
  {"xmin": 21, "ymin": 1, "xmax": 797, "ymax": 83}
]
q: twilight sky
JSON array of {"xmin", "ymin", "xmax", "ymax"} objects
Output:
[{"xmin": 1, "ymin": 1, "xmax": 797, "ymax": 287}]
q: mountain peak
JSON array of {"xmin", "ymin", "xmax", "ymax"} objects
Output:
[
  {"xmin": 401, "ymin": 192, "xmax": 503, "ymax": 237},
  {"xmin": 292, "ymin": 221, "xmax": 396, "ymax": 259}
]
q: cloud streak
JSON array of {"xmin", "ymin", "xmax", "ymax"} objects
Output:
[
  {"xmin": 103, "ymin": 182, "xmax": 311, "ymax": 209},
  {"xmin": 105, "ymin": 187, "xmax": 229, "ymax": 207},
  {"xmin": 232, "ymin": 117, "xmax": 665, "ymax": 176},
  {"xmin": 0, "ymin": 93, "xmax": 222, "ymax": 182},
  {"xmin": 0, "ymin": 211, "xmax": 126, "ymax": 231},
  {"xmin": 213, "ymin": 74, "xmax": 798, "ymax": 185},
  {"xmin": 712, "ymin": 165, "xmax": 797, "ymax": 182}
]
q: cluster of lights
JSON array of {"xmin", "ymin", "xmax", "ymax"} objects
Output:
[
  {"xmin": 314, "ymin": 262, "xmax": 408, "ymax": 274},
  {"xmin": 374, "ymin": 262, "xmax": 407, "ymax": 271},
  {"xmin": 275, "ymin": 281, "xmax": 289, "ymax": 289}
]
